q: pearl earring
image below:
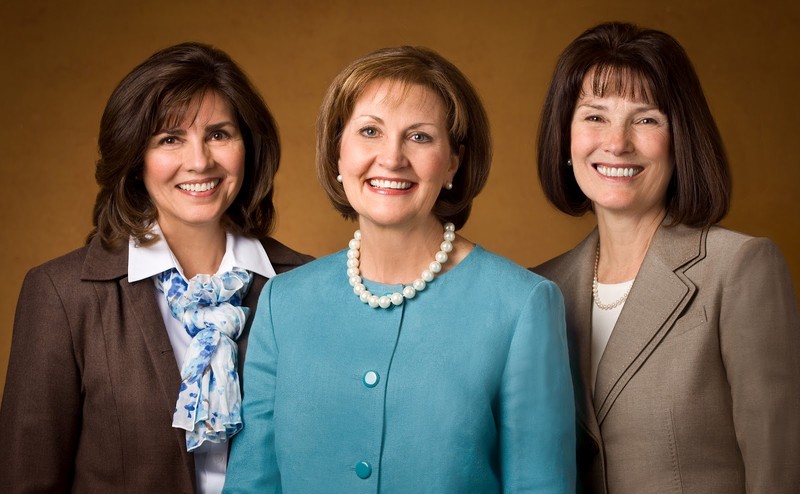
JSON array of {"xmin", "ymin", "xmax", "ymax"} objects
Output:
[
  {"xmin": 566, "ymin": 159, "xmax": 573, "ymax": 167},
  {"xmin": 336, "ymin": 174, "xmax": 343, "ymax": 183},
  {"xmin": 444, "ymin": 182, "xmax": 453, "ymax": 190}
]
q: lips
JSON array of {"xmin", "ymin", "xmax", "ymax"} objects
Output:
[
  {"xmin": 177, "ymin": 179, "xmax": 220, "ymax": 192},
  {"xmin": 595, "ymin": 164, "xmax": 642, "ymax": 178},
  {"xmin": 368, "ymin": 178, "xmax": 413, "ymax": 190}
]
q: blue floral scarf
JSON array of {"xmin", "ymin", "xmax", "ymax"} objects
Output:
[{"xmin": 155, "ymin": 267, "xmax": 252, "ymax": 451}]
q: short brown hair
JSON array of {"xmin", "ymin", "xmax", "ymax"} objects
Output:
[
  {"xmin": 88, "ymin": 42, "xmax": 280, "ymax": 248},
  {"xmin": 537, "ymin": 22, "xmax": 731, "ymax": 227},
  {"xmin": 316, "ymin": 45, "xmax": 491, "ymax": 230}
]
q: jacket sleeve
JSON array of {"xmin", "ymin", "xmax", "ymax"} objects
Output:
[
  {"xmin": 0, "ymin": 267, "xmax": 82, "ymax": 492},
  {"xmin": 223, "ymin": 277, "xmax": 282, "ymax": 493},
  {"xmin": 719, "ymin": 237, "xmax": 800, "ymax": 493},
  {"xmin": 499, "ymin": 278, "xmax": 577, "ymax": 493}
]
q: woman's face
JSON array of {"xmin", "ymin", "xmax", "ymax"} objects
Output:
[
  {"xmin": 570, "ymin": 75, "xmax": 673, "ymax": 220},
  {"xmin": 338, "ymin": 79, "xmax": 459, "ymax": 231},
  {"xmin": 143, "ymin": 91, "xmax": 245, "ymax": 235}
]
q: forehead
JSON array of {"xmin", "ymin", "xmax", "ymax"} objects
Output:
[
  {"xmin": 157, "ymin": 89, "xmax": 234, "ymax": 130},
  {"xmin": 352, "ymin": 79, "xmax": 446, "ymax": 117},
  {"xmin": 579, "ymin": 65, "xmax": 656, "ymax": 105}
]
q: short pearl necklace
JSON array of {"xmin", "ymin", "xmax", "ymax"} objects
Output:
[
  {"xmin": 592, "ymin": 245, "xmax": 632, "ymax": 311},
  {"xmin": 347, "ymin": 222, "xmax": 455, "ymax": 309}
]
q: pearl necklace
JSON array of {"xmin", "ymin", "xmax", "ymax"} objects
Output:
[
  {"xmin": 347, "ymin": 222, "xmax": 455, "ymax": 309},
  {"xmin": 592, "ymin": 245, "xmax": 632, "ymax": 311}
]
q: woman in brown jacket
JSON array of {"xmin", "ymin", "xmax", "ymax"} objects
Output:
[{"xmin": 0, "ymin": 42, "xmax": 311, "ymax": 493}]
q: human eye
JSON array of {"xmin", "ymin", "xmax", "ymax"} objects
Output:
[
  {"xmin": 638, "ymin": 114, "xmax": 668, "ymax": 126},
  {"xmin": 636, "ymin": 107, "xmax": 667, "ymax": 125},
  {"xmin": 585, "ymin": 115, "xmax": 603, "ymax": 123},
  {"xmin": 209, "ymin": 129, "xmax": 231, "ymax": 141},
  {"xmin": 156, "ymin": 135, "xmax": 180, "ymax": 146},
  {"xmin": 409, "ymin": 132, "xmax": 431, "ymax": 143},
  {"xmin": 359, "ymin": 126, "xmax": 379, "ymax": 138}
]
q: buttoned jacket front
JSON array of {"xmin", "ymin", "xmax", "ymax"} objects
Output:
[
  {"xmin": 533, "ymin": 223, "xmax": 800, "ymax": 493},
  {"xmin": 0, "ymin": 235, "xmax": 312, "ymax": 493},
  {"xmin": 224, "ymin": 246, "xmax": 576, "ymax": 493}
]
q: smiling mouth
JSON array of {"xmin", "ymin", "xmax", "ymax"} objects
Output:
[
  {"xmin": 595, "ymin": 165, "xmax": 642, "ymax": 178},
  {"xmin": 369, "ymin": 179, "xmax": 413, "ymax": 190},
  {"xmin": 178, "ymin": 179, "xmax": 220, "ymax": 192}
]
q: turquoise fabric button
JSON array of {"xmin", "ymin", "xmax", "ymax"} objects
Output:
[
  {"xmin": 355, "ymin": 461, "xmax": 372, "ymax": 479},
  {"xmin": 362, "ymin": 370, "xmax": 379, "ymax": 388}
]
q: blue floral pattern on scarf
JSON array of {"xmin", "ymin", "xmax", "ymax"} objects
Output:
[{"xmin": 155, "ymin": 267, "xmax": 252, "ymax": 452}]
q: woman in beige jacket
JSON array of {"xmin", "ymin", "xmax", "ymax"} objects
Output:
[{"xmin": 533, "ymin": 22, "xmax": 800, "ymax": 493}]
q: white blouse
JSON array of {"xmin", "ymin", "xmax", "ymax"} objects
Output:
[
  {"xmin": 591, "ymin": 279, "xmax": 634, "ymax": 392},
  {"xmin": 127, "ymin": 224, "xmax": 275, "ymax": 494}
]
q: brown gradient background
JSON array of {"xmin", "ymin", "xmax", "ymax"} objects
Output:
[{"xmin": 2, "ymin": 0, "xmax": 799, "ymax": 398}]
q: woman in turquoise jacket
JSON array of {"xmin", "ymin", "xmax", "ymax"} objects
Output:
[{"xmin": 224, "ymin": 46, "xmax": 575, "ymax": 493}]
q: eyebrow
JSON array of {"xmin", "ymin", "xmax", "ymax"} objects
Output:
[
  {"xmin": 576, "ymin": 102, "xmax": 661, "ymax": 113},
  {"xmin": 153, "ymin": 120, "xmax": 237, "ymax": 135},
  {"xmin": 353, "ymin": 114, "xmax": 438, "ymax": 128}
]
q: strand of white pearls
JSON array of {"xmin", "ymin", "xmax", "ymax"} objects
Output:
[
  {"xmin": 592, "ymin": 245, "xmax": 631, "ymax": 310},
  {"xmin": 347, "ymin": 222, "xmax": 456, "ymax": 309}
]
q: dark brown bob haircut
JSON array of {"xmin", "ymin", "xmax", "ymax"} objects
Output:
[
  {"xmin": 316, "ymin": 45, "xmax": 491, "ymax": 230},
  {"xmin": 88, "ymin": 41, "xmax": 280, "ymax": 249},
  {"xmin": 537, "ymin": 22, "xmax": 731, "ymax": 227}
]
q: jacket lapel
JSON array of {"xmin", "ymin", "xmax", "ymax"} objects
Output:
[
  {"xmin": 81, "ymin": 237, "xmax": 194, "ymax": 483},
  {"xmin": 78, "ymin": 235, "xmax": 311, "ymax": 413},
  {"xmin": 82, "ymin": 238, "xmax": 185, "ymax": 419},
  {"xmin": 593, "ymin": 224, "xmax": 706, "ymax": 423},
  {"xmin": 555, "ymin": 231, "xmax": 603, "ymax": 447}
]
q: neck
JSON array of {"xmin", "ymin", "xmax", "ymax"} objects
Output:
[
  {"xmin": 160, "ymin": 222, "xmax": 227, "ymax": 279},
  {"xmin": 594, "ymin": 207, "xmax": 666, "ymax": 283},
  {"xmin": 356, "ymin": 218, "xmax": 448, "ymax": 284}
]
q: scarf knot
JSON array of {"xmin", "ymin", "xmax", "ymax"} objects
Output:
[{"xmin": 156, "ymin": 267, "xmax": 252, "ymax": 451}]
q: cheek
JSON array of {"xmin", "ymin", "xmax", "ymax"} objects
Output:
[
  {"xmin": 222, "ymin": 144, "xmax": 246, "ymax": 183},
  {"xmin": 337, "ymin": 143, "xmax": 368, "ymax": 174},
  {"xmin": 418, "ymin": 147, "xmax": 455, "ymax": 178},
  {"xmin": 641, "ymin": 127, "xmax": 671, "ymax": 157},
  {"xmin": 233, "ymin": 153, "xmax": 246, "ymax": 183},
  {"xmin": 141, "ymin": 153, "xmax": 170, "ymax": 192},
  {"xmin": 571, "ymin": 163, "xmax": 592, "ymax": 190},
  {"xmin": 570, "ymin": 128, "xmax": 592, "ymax": 156}
]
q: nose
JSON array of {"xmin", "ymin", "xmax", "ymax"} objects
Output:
[
  {"xmin": 604, "ymin": 123, "xmax": 634, "ymax": 156},
  {"xmin": 376, "ymin": 136, "xmax": 407, "ymax": 170},
  {"xmin": 185, "ymin": 138, "xmax": 213, "ymax": 171}
]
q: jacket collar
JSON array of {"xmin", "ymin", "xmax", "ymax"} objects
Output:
[
  {"xmin": 79, "ymin": 234, "xmax": 307, "ymax": 282},
  {"xmin": 593, "ymin": 222, "xmax": 707, "ymax": 422},
  {"xmin": 74, "ymin": 233, "xmax": 302, "ymax": 487},
  {"xmin": 76, "ymin": 236, "xmax": 194, "ymax": 485},
  {"xmin": 80, "ymin": 236, "xmax": 128, "ymax": 281}
]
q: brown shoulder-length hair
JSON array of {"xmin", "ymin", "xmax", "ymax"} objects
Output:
[
  {"xmin": 316, "ymin": 45, "xmax": 491, "ymax": 230},
  {"xmin": 88, "ymin": 41, "xmax": 280, "ymax": 249},
  {"xmin": 537, "ymin": 21, "xmax": 731, "ymax": 227}
]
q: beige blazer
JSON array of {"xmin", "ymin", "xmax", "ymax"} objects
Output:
[
  {"xmin": 533, "ymin": 223, "xmax": 800, "ymax": 493},
  {"xmin": 0, "ymin": 235, "xmax": 312, "ymax": 493}
]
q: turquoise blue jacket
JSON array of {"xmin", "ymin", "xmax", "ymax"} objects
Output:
[{"xmin": 224, "ymin": 246, "xmax": 576, "ymax": 493}]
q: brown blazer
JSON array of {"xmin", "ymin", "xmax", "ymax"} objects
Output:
[
  {"xmin": 0, "ymin": 235, "xmax": 312, "ymax": 493},
  {"xmin": 533, "ymin": 223, "xmax": 800, "ymax": 493}
]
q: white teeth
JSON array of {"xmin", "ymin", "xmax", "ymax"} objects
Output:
[
  {"xmin": 178, "ymin": 179, "xmax": 220, "ymax": 192},
  {"xmin": 369, "ymin": 179, "xmax": 412, "ymax": 190},
  {"xmin": 596, "ymin": 165, "xmax": 641, "ymax": 178}
]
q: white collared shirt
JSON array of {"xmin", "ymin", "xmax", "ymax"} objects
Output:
[{"xmin": 128, "ymin": 224, "xmax": 276, "ymax": 494}]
